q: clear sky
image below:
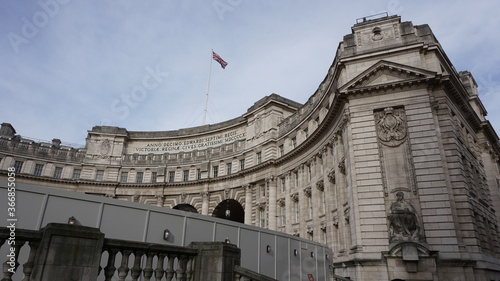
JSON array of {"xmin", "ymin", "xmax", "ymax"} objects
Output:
[{"xmin": 1, "ymin": 1, "xmax": 499, "ymax": 146}]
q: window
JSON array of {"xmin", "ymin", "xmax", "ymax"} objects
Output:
[
  {"xmin": 280, "ymin": 205, "xmax": 286, "ymax": 228},
  {"xmin": 295, "ymin": 172, "xmax": 299, "ymax": 187},
  {"xmin": 279, "ymin": 145, "xmax": 284, "ymax": 157},
  {"xmin": 53, "ymin": 167, "xmax": 63, "ymax": 179},
  {"xmin": 183, "ymin": 170, "xmax": 189, "ymax": 181},
  {"xmin": 33, "ymin": 164, "xmax": 44, "ymax": 176},
  {"xmin": 213, "ymin": 166, "xmax": 218, "ymax": 178},
  {"xmin": 72, "ymin": 169, "xmax": 81, "ymax": 180},
  {"xmin": 95, "ymin": 170, "xmax": 104, "ymax": 181},
  {"xmin": 281, "ymin": 177, "xmax": 286, "ymax": 192},
  {"xmin": 259, "ymin": 209, "xmax": 266, "ymax": 227},
  {"xmin": 240, "ymin": 159, "xmax": 245, "ymax": 171},
  {"xmin": 226, "ymin": 163, "xmax": 231, "ymax": 175},
  {"xmin": 136, "ymin": 172, "xmax": 143, "ymax": 183},
  {"xmin": 151, "ymin": 172, "xmax": 157, "ymax": 183},
  {"xmin": 291, "ymin": 137, "xmax": 297, "ymax": 149},
  {"xmin": 260, "ymin": 184, "xmax": 266, "ymax": 197},
  {"xmin": 197, "ymin": 168, "xmax": 201, "ymax": 180},
  {"xmin": 321, "ymin": 190, "xmax": 326, "ymax": 214},
  {"xmin": 308, "ymin": 196, "xmax": 313, "ymax": 219},
  {"xmin": 168, "ymin": 171, "xmax": 175, "ymax": 183},
  {"xmin": 14, "ymin": 161, "xmax": 23, "ymax": 173},
  {"xmin": 256, "ymin": 152, "xmax": 262, "ymax": 164},
  {"xmin": 294, "ymin": 201, "xmax": 300, "ymax": 223},
  {"xmin": 120, "ymin": 172, "xmax": 128, "ymax": 183},
  {"xmin": 308, "ymin": 165, "xmax": 312, "ymax": 181}
]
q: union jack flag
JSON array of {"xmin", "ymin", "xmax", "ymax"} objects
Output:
[{"xmin": 212, "ymin": 51, "xmax": 228, "ymax": 69}]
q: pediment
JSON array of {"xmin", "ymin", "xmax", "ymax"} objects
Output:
[{"xmin": 339, "ymin": 60, "xmax": 438, "ymax": 93}]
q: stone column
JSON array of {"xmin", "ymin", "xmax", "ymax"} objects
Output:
[
  {"xmin": 201, "ymin": 191, "xmax": 210, "ymax": 215},
  {"xmin": 267, "ymin": 177, "xmax": 277, "ymax": 231},
  {"xmin": 31, "ymin": 223, "xmax": 104, "ymax": 281},
  {"xmin": 243, "ymin": 184, "xmax": 253, "ymax": 225}
]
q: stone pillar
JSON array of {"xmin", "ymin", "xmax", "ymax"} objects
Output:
[
  {"xmin": 267, "ymin": 177, "xmax": 277, "ymax": 231},
  {"xmin": 201, "ymin": 191, "xmax": 209, "ymax": 215},
  {"xmin": 31, "ymin": 223, "xmax": 104, "ymax": 281},
  {"xmin": 189, "ymin": 242, "xmax": 241, "ymax": 281},
  {"xmin": 244, "ymin": 184, "xmax": 253, "ymax": 225}
]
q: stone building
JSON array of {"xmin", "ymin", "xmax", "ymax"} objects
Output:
[{"xmin": 1, "ymin": 15, "xmax": 500, "ymax": 281}]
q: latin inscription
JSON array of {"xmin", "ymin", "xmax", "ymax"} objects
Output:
[{"xmin": 130, "ymin": 130, "xmax": 246, "ymax": 154}]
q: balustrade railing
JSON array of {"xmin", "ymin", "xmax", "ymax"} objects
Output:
[
  {"xmin": 99, "ymin": 238, "xmax": 198, "ymax": 281},
  {"xmin": 0, "ymin": 227, "xmax": 42, "ymax": 281}
]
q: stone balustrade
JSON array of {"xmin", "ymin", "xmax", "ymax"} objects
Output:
[{"xmin": 0, "ymin": 224, "xmax": 288, "ymax": 281}]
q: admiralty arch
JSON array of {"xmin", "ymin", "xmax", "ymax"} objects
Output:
[{"xmin": 1, "ymin": 15, "xmax": 500, "ymax": 280}]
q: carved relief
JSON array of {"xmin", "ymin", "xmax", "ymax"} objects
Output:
[
  {"xmin": 316, "ymin": 180, "xmax": 324, "ymax": 191},
  {"xmin": 375, "ymin": 107, "xmax": 407, "ymax": 147},
  {"xmin": 100, "ymin": 139, "xmax": 111, "ymax": 156},
  {"xmin": 303, "ymin": 187, "xmax": 312, "ymax": 197},
  {"xmin": 277, "ymin": 197, "xmax": 285, "ymax": 207},
  {"xmin": 328, "ymin": 169, "xmax": 336, "ymax": 184},
  {"xmin": 338, "ymin": 157, "xmax": 346, "ymax": 175},
  {"xmin": 387, "ymin": 192, "xmax": 425, "ymax": 243},
  {"xmin": 290, "ymin": 192, "xmax": 299, "ymax": 202}
]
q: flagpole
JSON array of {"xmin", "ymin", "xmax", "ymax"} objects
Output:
[{"xmin": 202, "ymin": 50, "xmax": 213, "ymax": 125}]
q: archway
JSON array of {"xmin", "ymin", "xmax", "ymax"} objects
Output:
[
  {"xmin": 173, "ymin": 204, "xmax": 198, "ymax": 213},
  {"xmin": 212, "ymin": 199, "xmax": 244, "ymax": 223}
]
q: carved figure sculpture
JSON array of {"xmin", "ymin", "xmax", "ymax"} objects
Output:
[{"xmin": 388, "ymin": 192, "xmax": 423, "ymax": 242}]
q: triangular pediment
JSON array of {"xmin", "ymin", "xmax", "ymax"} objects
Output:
[{"xmin": 339, "ymin": 60, "xmax": 438, "ymax": 92}]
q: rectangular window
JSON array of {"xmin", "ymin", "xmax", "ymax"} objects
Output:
[
  {"xmin": 308, "ymin": 196, "xmax": 313, "ymax": 219},
  {"xmin": 183, "ymin": 170, "xmax": 189, "ymax": 181},
  {"xmin": 291, "ymin": 137, "xmax": 297, "ymax": 149},
  {"xmin": 151, "ymin": 172, "xmax": 157, "ymax": 183},
  {"xmin": 280, "ymin": 205, "xmax": 286, "ymax": 228},
  {"xmin": 14, "ymin": 161, "xmax": 23, "ymax": 173},
  {"xmin": 259, "ymin": 209, "xmax": 266, "ymax": 228},
  {"xmin": 72, "ymin": 169, "xmax": 81, "ymax": 180},
  {"xmin": 240, "ymin": 159, "xmax": 245, "ymax": 171},
  {"xmin": 281, "ymin": 177, "xmax": 286, "ymax": 193},
  {"xmin": 308, "ymin": 165, "xmax": 312, "ymax": 181},
  {"xmin": 321, "ymin": 191, "xmax": 326, "ymax": 214},
  {"xmin": 256, "ymin": 152, "xmax": 262, "ymax": 164},
  {"xmin": 197, "ymin": 168, "xmax": 201, "ymax": 180},
  {"xmin": 294, "ymin": 201, "xmax": 300, "ymax": 223},
  {"xmin": 279, "ymin": 144, "xmax": 284, "ymax": 157},
  {"xmin": 136, "ymin": 172, "xmax": 143, "ymax": 183},
  {"xmin": 260, "ymin": 184, "xmax": 266, "ymax": 197},
  {"xmin": 53, "ymin": 167, "xmax": 63, "ymax": 179},
  {"xmin": 213, "ymin": 166, "xmax": 218, "ymax": 178},
  {"xmin": 95, "ymin": 170, "xmax": 104, "ymax": 181},
  {"xmin": 34, "ymin": 164, "xmax": 44, "ymax": 176},
  {"xmin": 295, "ymin": 172, "xmax": 299, "ymax": 187},
  {"xmin": 168, "ymin": 171, "xmax": 175, "ymax": 183},
  {"xmin": 120, "ymin": 172, "xmax": 128, "ymax": 183},
  {"xmin": 226, "ymin": 163, "xmax": 231, "ymax": 175}
]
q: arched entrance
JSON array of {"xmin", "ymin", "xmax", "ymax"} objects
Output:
[
  {"xmin": 173, "ymin": 204, "xmax": 198, "ymax": 213},
  {"xmin": 212, "ymin": 199, "xmax": 244, "ymax": 223}
]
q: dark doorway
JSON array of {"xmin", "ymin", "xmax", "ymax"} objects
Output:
[
  {"xmin": 173, "ymin": 204, "xmax": 198, "ymax": 213},
  {"xmin": 212, "ymin": 199, "xmax": 244, "ymax": 223}
]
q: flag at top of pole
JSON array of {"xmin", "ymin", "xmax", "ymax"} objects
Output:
[{"xmin": 212, "ymin": 51, "xmax": 228, "ymax": 69}]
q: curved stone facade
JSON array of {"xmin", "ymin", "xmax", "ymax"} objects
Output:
[{"xmin": 2, "ymin": 15, "xmax": 500, "ymax": 280}]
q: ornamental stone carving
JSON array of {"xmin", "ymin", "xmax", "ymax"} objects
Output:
[
  {"xmin": 375, "ymin": 107, "xmax": 407, "ymax": 147},
  {"xmin": 328, "ymin": 169, "xmax": 336, "ymax": 184},
  {"xmin": 338, "ymin": 157, "xmax": 346, "ymax": 175},
  {"xmin": 290, "ymin": 192, "xmax": 299, "ymax": 202},
  {"xmin": 316, "ymin": 180, "xmax": 324, "ymax": 191},
  {"xmin": 387, "ymin": 192, "xmax": 425, "ymax": 243},
  {"xmin": 277, "ymin": 197, "xmax": 285, "ymax": 207},
  {"xmin": 303, "ymin": 187, "xmax": 312, "ymax": 197}
]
